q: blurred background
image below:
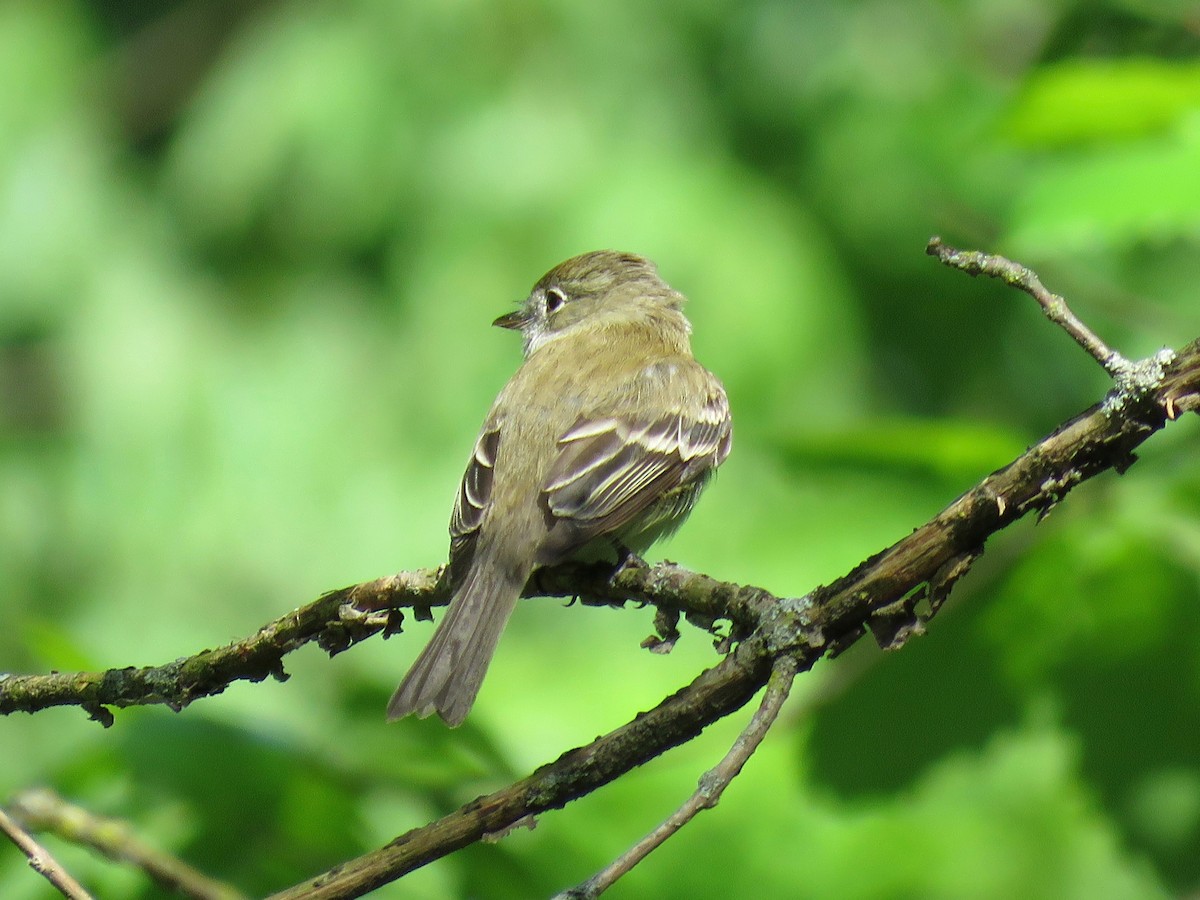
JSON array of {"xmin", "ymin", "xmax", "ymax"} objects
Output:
[{"xmin": 1, "ymin": 0, "xmax": 1199, "ymax": 897}]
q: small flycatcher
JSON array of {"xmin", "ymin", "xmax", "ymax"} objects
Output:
[{"xmin": 387, "ymin": 250, "xmax": 732, "ymax": 726}]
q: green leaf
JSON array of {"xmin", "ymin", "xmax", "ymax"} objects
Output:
[{"xmin": 1006, "ymin": 59, "xmax": 1200, "ymax": 146}]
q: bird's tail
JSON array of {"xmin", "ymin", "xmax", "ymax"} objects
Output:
[{"xmin": 386, "ymin": 561, "xmax": 527, "ymax": 727}]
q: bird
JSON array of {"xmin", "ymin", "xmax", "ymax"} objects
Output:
[{"xmin": 387, "ymin": 250, "xmax": 732, "ymax": 726}]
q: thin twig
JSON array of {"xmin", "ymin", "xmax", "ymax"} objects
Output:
[
  {"xmin": 926, "ymin": 237, "xmax": 1182, "ymax": 410},
  {"xmin": 8, "ymin": 789, "xmax": 247, "ymax": 900},
  {"xmin": 265, "ymin": 339, "xmax": 1199, "ymax": 899},
  {"xmin": 4, "ymin": 304, "xmax": 1198, "ymax": 725},
  {"xmin": 0, "ymin": 803, "xmax": 94, "ymax": 900},
  {"xmin": 555, "ymin": 656, "xmax": 799, "ymax": 900},
  {"xmin": 2, "ymin": 251, "xmax": 1196, "ymax": 898},
  {"xmin": 926, "ymin": 237, "xmax": 1127, "ymax": 374},
  {"xmin": 267, "ymin": 635, "xmax": 775, "ymax": 900}
]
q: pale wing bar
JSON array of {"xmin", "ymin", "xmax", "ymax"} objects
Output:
[
  {"xmin": 448, "ymin": 427, "xmax": 500, "ymax": 584},
  {"xmin": 451, "ymin": 427, "xmax": 500, "ymax": 540},
  {"xmin": 543, "ymin": 390, "xmax": 730, "ymax": 541}
]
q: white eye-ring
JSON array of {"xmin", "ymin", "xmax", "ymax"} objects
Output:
[{"xmin": 545, "ymin": 287, "xmax": 567, "ymax": 314}]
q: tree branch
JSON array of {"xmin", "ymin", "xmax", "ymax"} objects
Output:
[
  {"xmin": 5, "ymin": 789, "xmax": 246, "ymax": 900},
  {"xmin": 555, "ymin": 655, "xmax": 800, "ymax": 899},
  {"xmin": 2, "ymin": 244, "xmax": 1197, "ymax": 899},
  {"xmin": 264, "ymin": 327, "xmax": 1200, "ymax": 897},
  {"xmin": 926, "ymin": 236, "xmax": 1127, "ymax": 372},
  {"xmin": 268, "ymin": 633, "xmax": 778, "ymax": 899},
  {"xmin": 0, "ymin": 803, "xmax": 93, "ymax": 900},
  {"xmin": 925, "ymin": 237, "xmax": 1180, "ymax": 402}
]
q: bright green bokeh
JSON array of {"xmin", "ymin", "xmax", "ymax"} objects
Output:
[{"xmin": 1, "ymin": 1, "xmax": 1198, "ymax": 897}]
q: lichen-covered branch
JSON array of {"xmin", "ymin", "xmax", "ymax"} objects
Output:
[
  {"xmin": 5, "ymin": 315, "xmax": 1195, "ymax": 724},
  {"xmin": 0, "ymin": 561, "xmax": 770, "ymax": 721},
  {"xmin": 259, "ymin": 333, "xmax": 1198, "ymax": 899},
  {"xmin": 0, "ymin": 570, "xmax": 445, "ymax": 722},
  {"xmin": 2, "ymin": 247, "xmax": 1197, "ymax": 900}
]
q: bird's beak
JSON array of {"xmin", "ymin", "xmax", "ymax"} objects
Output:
[{"xmin": 492, "ymin": 308, "xmax": 530, "ymax": 330}]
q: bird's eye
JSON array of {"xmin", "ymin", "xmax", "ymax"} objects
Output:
[{"xmin": 545, "ymin": 287, "xmax": 567, "ymax": 314}]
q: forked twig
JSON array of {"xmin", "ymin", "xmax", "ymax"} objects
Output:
[
  {"xmin": 554, "ymin": 656, "xmax": 799, "ymax": 899},
  {"xmin": 7, "ymin": 789, "xmax": 246, "ymax": 900},
  {"xmin": 4, "ymin": 243, "xmax": 1199, "ymax": 900},
  {"xmin": 0, "ymin": 803, "xmax": 93, "ymax": 899},
  {"xmin": 926, "ymin": 237, "xmax": 1125, "ymax": 372},
  {"xmin": 926, "ymin": 237, "xmax": 1178, "ymax": 409}
]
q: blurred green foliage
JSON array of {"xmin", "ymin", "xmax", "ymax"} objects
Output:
[{"xmin": 1, "ymin": 0, "xmax": 1198, "ymax": 897}]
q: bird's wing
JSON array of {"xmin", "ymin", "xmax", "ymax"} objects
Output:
[
  {"xmin": 448, "ymin": 425, "xmax": 500, "ymax": 583},
  {"xmin": 539, "ymin": 379, "xmax": 731, "ymax": 556}
]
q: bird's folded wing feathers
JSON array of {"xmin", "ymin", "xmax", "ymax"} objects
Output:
[
  {"xmin": 449, "ymin": 426, "xmax": 500, "ymax": 581},
  {"xmin": 542, "ymin": 386, "xmax": 731, "ymax": 539}
]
